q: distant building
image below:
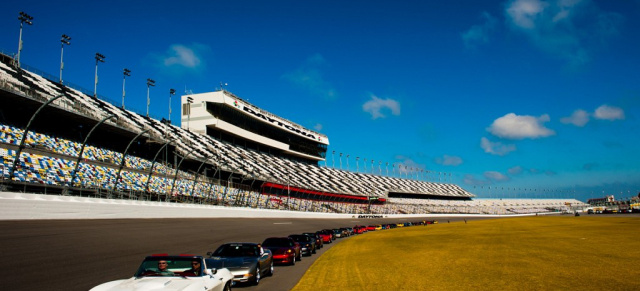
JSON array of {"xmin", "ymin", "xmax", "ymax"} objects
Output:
[{"xmin": 587, "ymin": 195, "xmax": 615, "ymax": 205}]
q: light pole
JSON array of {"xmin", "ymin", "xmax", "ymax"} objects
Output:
[
  {"xmin": 339, "ymin": 153, "xmax": 343, "ymax": 170},
  {"xmin": 346, "ymin": 155, "xmax": 350, "ymax": 171},
  {"xmin": 122, "ymin": 68, "xmax": 130, "ymax": 109},
  {"xmin": 169, "ymin": 88, "xmax": 175, "ymax": 124},
  {"xmin": 94, "ymin": 53, "xmax": 105, "ymax": 98},
  {"xmin": 332, "ymin": 151, "xmax": 335, "ymax": 169},
  {"xmin": 59, "ymin": 34, "xmax": 70, "ymax": 83},
  {"xmin": 146, "ymin": 78, "xmax": 155, "ymax": 117},
  {"xmin": 16, "ymin": 11, "xmax": 33, "ymax": 68},
  {"xmin": 356, "ymin": 157, "xmax": 359, "ymax": 173}
]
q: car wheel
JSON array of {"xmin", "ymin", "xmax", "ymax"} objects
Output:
[
  {"xmin": 252, "ymin": 267, "xmax": 261, "ymax": 285},
  {"xmin": 223, "ymin": 281, "xmax": 232, "ymax": 291},
  {"xmin": 290, "ymin": 256, "xmax": 295, "ymax": 266},
  {"xmin": 266, "ymin": 261, "xmax": 274, "ymax": 276}
]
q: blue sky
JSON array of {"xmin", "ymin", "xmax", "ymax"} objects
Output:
[{"xmin": 2, "ymin": 0, "xmax": 639, "ymax": 201}]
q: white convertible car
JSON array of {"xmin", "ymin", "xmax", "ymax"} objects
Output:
[{"xmin": 90, "ymin": 254, "xmax": 234, "ymax": 291}]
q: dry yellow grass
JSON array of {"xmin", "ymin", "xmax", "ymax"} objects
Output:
[{"xmin": 292, "ymin": 216, "xmax": 640, "ymax": 291}]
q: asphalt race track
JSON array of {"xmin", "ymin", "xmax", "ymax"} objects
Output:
[{"xmin": 0, "ymin": 216, "xmax": 472, "ymax": 291}]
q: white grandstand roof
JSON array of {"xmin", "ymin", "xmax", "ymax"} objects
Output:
[{"xmin": 181, "ymin": 90, "xmax": 329, "ymax": 145}]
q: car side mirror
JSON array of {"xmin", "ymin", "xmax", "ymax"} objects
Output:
[
  {"xmin": 206, "ymin": 251, "xmax": 213, "ymax": 256},
  {"xmin": 205, "ymin": 268, "xmax": 216, "ymax": 275}
]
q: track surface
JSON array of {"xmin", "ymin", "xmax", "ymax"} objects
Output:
[{"xmin": 0, "ymin": 216, "xmax": 474, "ymax": 291}]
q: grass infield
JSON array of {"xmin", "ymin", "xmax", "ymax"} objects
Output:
[{"xmin": 292, "ymin": 216, "xmax": 640, "ymax": 291}]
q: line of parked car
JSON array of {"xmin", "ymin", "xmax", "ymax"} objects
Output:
[{"xmin": 89, "ymin": 221, "xmax": 436, "ymax": 290}]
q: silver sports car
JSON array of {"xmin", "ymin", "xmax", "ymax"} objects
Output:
[{"xmin": 206, "ymin": 243, "xmax": 274, "ymax": 285}]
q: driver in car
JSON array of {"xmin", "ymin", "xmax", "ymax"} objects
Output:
[{"xmin": 156, "ymin": 260, "xmax": 175, "ymax": 276}]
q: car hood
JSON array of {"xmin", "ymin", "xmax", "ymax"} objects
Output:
[
  {"xmin": 208, "ymin": 256, "xmax": 255, "ymax": 269},
  {"xmin": 263, "ymin": 246, "xmax": 291, "ymax": 254},
  {"xmin": 90, "ymin": 277, "xmax": 208, "ymax": 291}
]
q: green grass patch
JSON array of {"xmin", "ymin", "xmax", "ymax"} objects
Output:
[{"xmin": 293, "ymin": 216, "xmax": 640, "ymax": 291}]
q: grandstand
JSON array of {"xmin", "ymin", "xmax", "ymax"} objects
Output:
[
  {"xmin": 181, "ymin": 90, "xmax": 328, "ymax": 162},
  {"xmin": 0, "ymin": 51, "xmax": 586, "ymax": 215}
]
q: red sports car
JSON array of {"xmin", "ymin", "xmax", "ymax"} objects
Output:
[
  {"xmin": 261, "ymin": 237, "xmax": 301, "ymax": 265},
  {"xmin": 353, "ymin": 225, "xmax": 367, "ymax": 234},
  {"xmin": 316, "ymin": 230, "xmax": 333, "ymax": 243}
]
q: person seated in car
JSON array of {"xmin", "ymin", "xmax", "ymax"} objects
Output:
[
  {"xmin": 257, "ymin": 244, "xmax": 264, "ymax": 255},
  {"xmin": 156, "ymin": 260, "xmax": 175, "ymax": 276},
  {"xmin": 182, "ymin": 260, "xmax": 201, "ymax": 276}
]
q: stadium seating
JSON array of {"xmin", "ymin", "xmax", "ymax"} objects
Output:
[{"xmin": 0, "ymin": 54, "xmax": 589, "ymax": 215}]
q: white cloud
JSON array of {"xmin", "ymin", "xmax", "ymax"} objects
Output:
[
  {"xmin": 149, "ymin": 43, "xmax": 210, "ymax": 75},
  {"xmin": 506, "ymin": 0, "xmax": 548, "ymax": 29},
  {"xmin": 435, "ymin": 155, "xmax": 463, "ymax": 166},
  {"xmin": 594, "ymin": 104, "xmax": 625, "ymax": 120},
  {"xmin": 463, "ymin": 174, "xmax": 490, "ymax": 186},
  {"xmin": 480, "ymin": 137, "xmax": 517, "ymax": 156},
  {"xmin": 487, "ymin": 113, "xmax": 555, "ymax": 139},
  {"xmin": 163, "ymin": 44, "xmax": 205, "ymax": 68},
  {"xmin": 462, "ymin": 12, "xmax": 498, "ymax": 48},
  {"xmin": 561, "ymin": 105, "xmax": 624, "ymax": 126},
  {"xmin": 362, "ymin": 94, "xmax": 401, "ymax": 119},
  {"xmin": 508, "ymin": 165, "xmax": 523, "ymax": 175},
  {"xmin": 484, "ymin": 171, "xmax": 510, "ymax": 182},
  {"xmin": 313, "ymin": 123, "xmax": 323, "ymax": 131},
  {"xmin": 505, "ymin": 0, "xmax": 623, "ymax": 66},
  {"xmin": 560, "ymin": 109, "xmax": 589, "ymax": 126},
  {"xmin": 282, "ymin": 54, "xmax": 336, "ymax": 99},
  {"xmin": 392, "ymin": 157, "xmax": 426, "ymax": 177}
]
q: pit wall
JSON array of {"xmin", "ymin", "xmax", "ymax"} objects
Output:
[{"xmin": 0, "ymin": 192, "xmax": 532, "ymax": 220}]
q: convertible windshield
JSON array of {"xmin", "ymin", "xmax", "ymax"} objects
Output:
[
  {"xmin": 135, "ymin": 257, "xmax": 203, "ymax": 277},
  {"xmin": 213, "ymin": 244, "xmax": 259, "ymax": 257}
]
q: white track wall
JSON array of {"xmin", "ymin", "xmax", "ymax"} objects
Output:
[{"xmin": 0, "ymin": 192, "xmax": 521, "ymax": 220}]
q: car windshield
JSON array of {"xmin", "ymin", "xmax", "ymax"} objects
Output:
[
  {"xmin": 290, "ymin": 235, "xmax": 310, "ymax": 242},
  {"xmin": 262, "ymin": 238, "xmax": 292, "ymax": 247},
  {"xmin": 212, "ymin": 244, "xmax": 259, "ymax": 257},
  {"xmin": 135, "ymin": 257, "xmax": 203, "ymax": 277}
]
